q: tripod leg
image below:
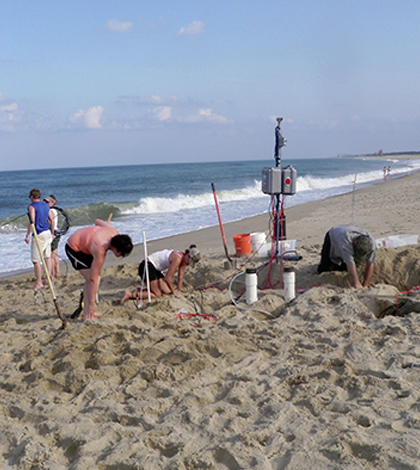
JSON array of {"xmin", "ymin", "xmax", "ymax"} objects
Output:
[{"xmin": 71, "ymin": 291, "xmax": 84, "ymax": 319}]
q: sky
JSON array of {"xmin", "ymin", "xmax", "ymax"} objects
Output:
[{"xmin": 1, "ymin": 0, "xmax": 420, "ymax": 171}]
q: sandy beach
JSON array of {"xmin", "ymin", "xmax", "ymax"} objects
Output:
[{"xmin": 2, "ymin": 170, "xmax": 420, "ymax": 469}]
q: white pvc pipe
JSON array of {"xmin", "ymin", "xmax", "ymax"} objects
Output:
[
  {"xmin": 283, "ymin": 266, "xmax": 295, "ymax": 302},
  {"xmin": 143, "ymin": 231, "xmax": 151, "ymax": 302},
  {"xmin": 245, "ymin": 268, "xmax": 258, "ymax": 305}
]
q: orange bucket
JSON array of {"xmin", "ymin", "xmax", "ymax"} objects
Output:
[{"xmin": 233, "ymin": 233, "xmax": 251, "ymax": 256}]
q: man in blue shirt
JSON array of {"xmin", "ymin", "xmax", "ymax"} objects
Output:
[{"xmin": 25, "ymin": 188, "xmax": 55, "ymax": 289}]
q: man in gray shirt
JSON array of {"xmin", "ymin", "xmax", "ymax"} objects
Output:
[{"xmin": 317, "ymin": 225, "xmax": 376, "ymax": 288}]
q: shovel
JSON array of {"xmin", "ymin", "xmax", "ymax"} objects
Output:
[{"xmin": 28, "ymin": 214, "xmax": 66, "ymax": 329}]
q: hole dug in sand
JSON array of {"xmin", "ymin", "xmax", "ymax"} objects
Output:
[{"xmin": 358, "ymin": 246, "xmax": 420, "ymax": 318}]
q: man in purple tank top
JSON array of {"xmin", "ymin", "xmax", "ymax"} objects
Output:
[{"xmin": 25, "ymin": 188, "xmax": 55, "ymax": 290}]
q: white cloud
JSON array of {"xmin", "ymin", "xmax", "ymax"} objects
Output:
[
  {"xmin": 105, "ymin": 19, "xmax": 133, "ymax": 32},
  {"xmin": 178, "ymin": 21, "xmax": 205, "ymax": 36},
  {"xmin": 118, "ymin": 94, "xmax": 204, "ymax": 108},
  {"xmin": 178, "ymin": 108, "xmax": 232, "ymax": 124},
  {"xmin": 0, "ymin": 92, "xmax": 23, "ymax": 132},
  {"xmin": 69, "ymin": 106, "xmax": 104, "ymax": 129},
  {"xmin": 151, "ymin": 106, "xmax": 172, "ymax": 122},
  {"xmin": 0, "ymin": 102, "xmax": 18, "ymax": 113},
  {"xmin": 141, "ymin": 95, "xmax": 179, "ymax": 106}
]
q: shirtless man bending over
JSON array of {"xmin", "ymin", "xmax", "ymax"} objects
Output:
[{"xmin": 65, "ymin": 219, "xmax": 133, "ymax": 320}]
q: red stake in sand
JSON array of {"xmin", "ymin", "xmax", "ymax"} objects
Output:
[{"xmin": 211, "ymin": 183, "xmax": 233, "ymax": 265}]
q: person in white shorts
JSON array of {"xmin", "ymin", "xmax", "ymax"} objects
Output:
[
  {"xmin": 120, "ymin": 245, "xmax": 200, "ymax": 303},
  {"xmin": 25, "ymin": 188, "xmax": 55, "ymax": 290},
  {"xmin": 44, "ymin": 194, "xmax": 61, "ymax": 278}
]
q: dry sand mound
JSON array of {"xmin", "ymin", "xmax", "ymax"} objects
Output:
[{"xmin": 1, "ymin": 247, "xmax": 420, "ymax": 469}]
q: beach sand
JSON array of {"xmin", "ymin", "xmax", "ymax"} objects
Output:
[{"xmin": 2, "ymin": 170, "xmax": 420, "ymax": 469}]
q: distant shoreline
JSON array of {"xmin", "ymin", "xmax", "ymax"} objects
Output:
[{"xmin": 339, "ymin": 152, "xmax": 420, "ymax": 161}]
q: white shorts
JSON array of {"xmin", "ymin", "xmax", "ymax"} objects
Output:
[{"xmin": 31, "ymin": 230, "xmax": 52, "ymax": 263}]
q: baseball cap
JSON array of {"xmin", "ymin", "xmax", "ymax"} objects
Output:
[{"xmin": 44, "ymin": 195, "xmax": 57, "ymax": 204}]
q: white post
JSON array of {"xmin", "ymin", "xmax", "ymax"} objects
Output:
[
  {"xmin": 283, "ymin": 266, "xmax": 295, "ymax": 302},
  {"xmin": 245, "ymin": 268, "xmax": 258, "ymax": 305},
  {"xmin": 143, "ymin": 231, "xmax": 151, "ymax": 302},
  {"xmin": 352, "ymin": 173, "xmax": 357, "ymax": 225}
]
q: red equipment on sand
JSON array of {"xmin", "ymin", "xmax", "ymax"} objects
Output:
[{"xmin": 211, "ymin": 183, "xmax": 233, "ymax": 265}]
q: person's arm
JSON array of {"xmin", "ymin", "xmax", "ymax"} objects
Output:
[
  {"xmin": 177, "ymin": 264, "xmax": 187, "ymax": 292},
  {"xmin": 164, "ymin": 252, "xmax": 183, "ymax": 294},
  {"xmin": 363, "ymin": 263, "xmax": 374, "ymax": 287},
  {"xmin": 346, "ymin": 263, "xmax": 363, "ymax": 288},
  {"xmin": 25, "ymin": 205, "xmax": 35, "ymax": 243},
  {"xmin": 49, "ymin": 209, "xmax": 55, "ymax": 240}
]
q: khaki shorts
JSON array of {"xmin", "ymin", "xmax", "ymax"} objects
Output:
[{"xmin": 31, "ymin": 230, "xmax": 52, "ymax": 263}]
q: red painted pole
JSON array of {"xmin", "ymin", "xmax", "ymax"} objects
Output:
[{"xmin": 211, "ymin": 183, "xmax": 232, "ymax": 263}]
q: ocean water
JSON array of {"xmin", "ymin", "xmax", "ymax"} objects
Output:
[{"xmin": 1, "ymin": 157, "xmax": 419, "ymax": 277}]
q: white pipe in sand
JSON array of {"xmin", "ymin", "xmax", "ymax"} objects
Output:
[{"xmin": 143, "ymin": 231, "xmax": 151, "ymax": 302}]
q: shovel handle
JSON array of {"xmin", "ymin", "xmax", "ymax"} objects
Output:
[{"xmin": 28, "ymin": 213, "xmax": 66, "ymax": 328}]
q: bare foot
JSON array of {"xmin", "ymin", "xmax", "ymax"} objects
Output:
[
  {"xmin": 120, "ymin": 290, "xmax": 134, "ymax": 304},
  {"xmin": 83, "ymin": 311, "xmax": 103, "ymax": 321},
  {"xmin": 34, "ymin": 283, "xmax": 43, "ymax": 290}
]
